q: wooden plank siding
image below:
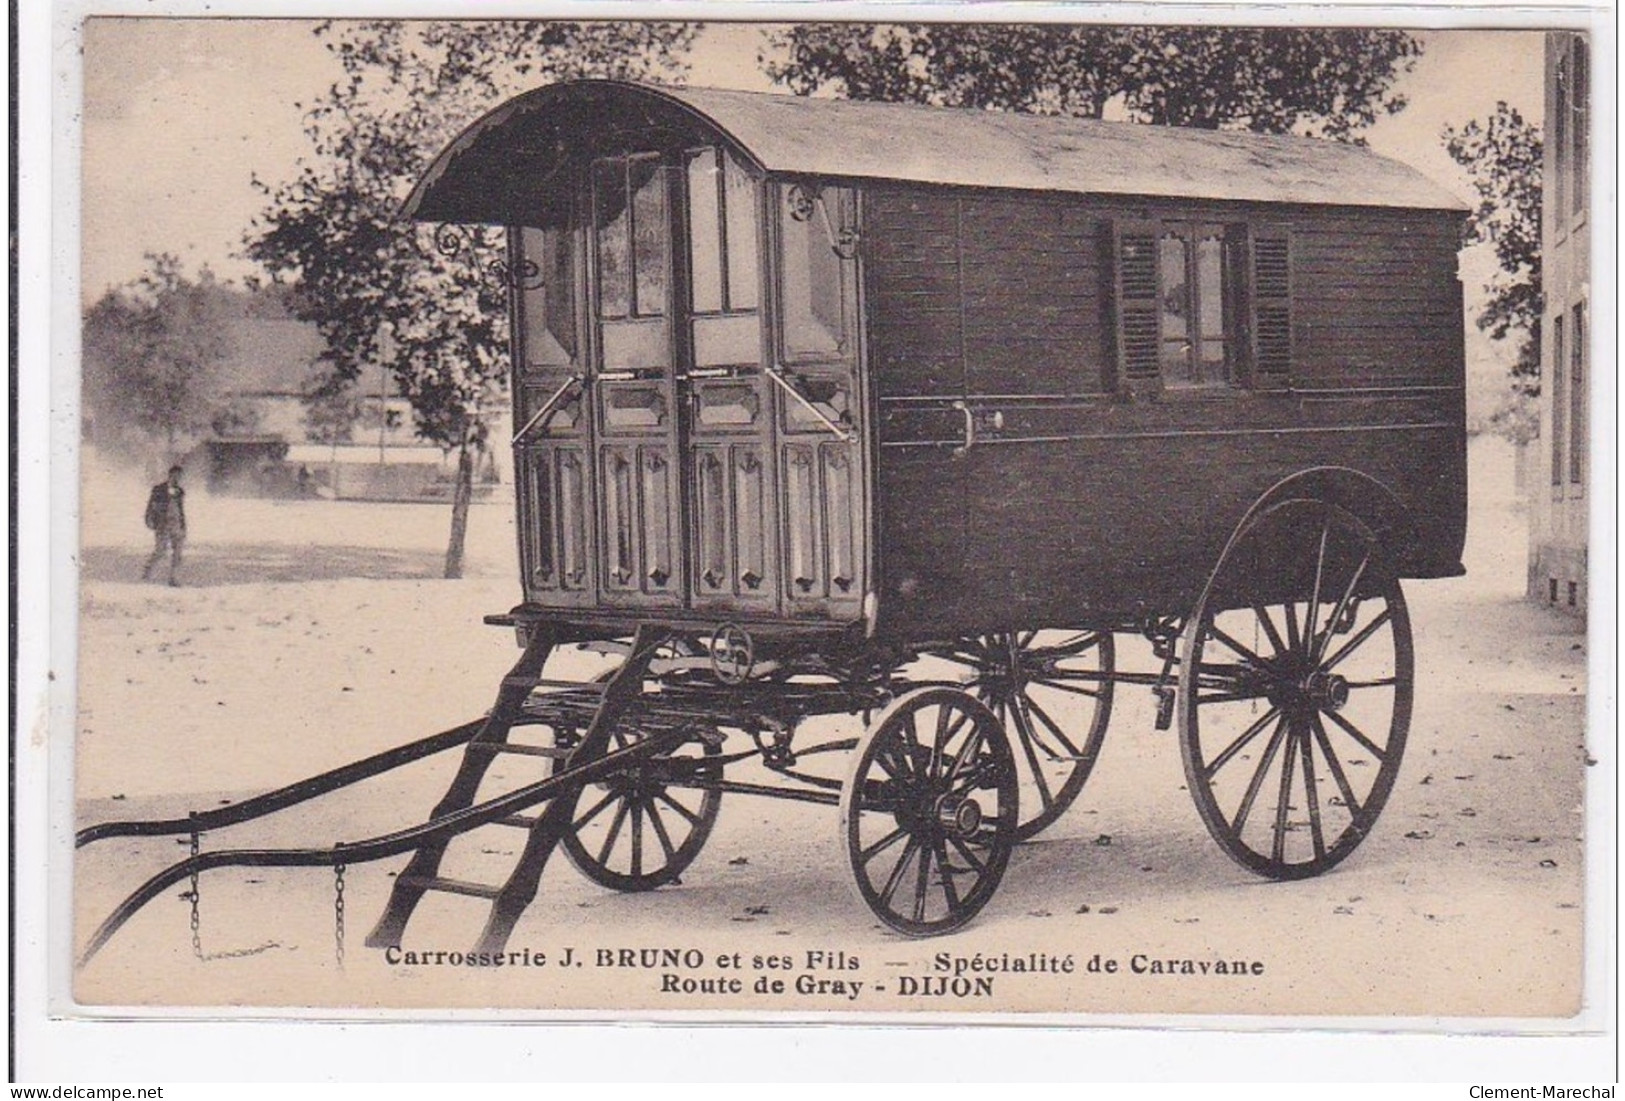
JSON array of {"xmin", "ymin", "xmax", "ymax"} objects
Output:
[{"xmin": 865, "ymin": 185, "xmax": 1467, "ymax": 639}]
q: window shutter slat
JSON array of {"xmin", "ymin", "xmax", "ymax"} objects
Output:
[
  {"xmin": 1251, "ymin": 231, "xmax": 1292, "ymax": 385},
  {"xmin": 1112, "ymin": 220, "xmax": 1162, "ymax": 385}
]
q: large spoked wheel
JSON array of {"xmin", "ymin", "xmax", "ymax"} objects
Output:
[
  {"xmin": 560, "ymin": 725, "xmax": 723, "ymax": 892},
  {"xmin": 1178, "ymin": 497, "xmax": 1413, "ymax": 880},
  {"xmin": 940, "ymin": 631, "xmax": 1115, "ymax": 841},
  {"xmin": 840, "ymin": 687, "xmax": 1019, "ymax": 936}
]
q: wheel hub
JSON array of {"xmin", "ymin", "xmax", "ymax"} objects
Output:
[
  {"xmin": 1302, "ymin": 670, "xmax": 1350, "ymax": 712},
  {"xmin": 933, "ymin": 793, "xmax": 983, "ymax": 838}
]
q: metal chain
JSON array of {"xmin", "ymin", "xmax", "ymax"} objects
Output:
[
  {"xmin": 333, "ymin": 853, "xmax": 346, "ymax": 970},
  {"xmin": 188, "ymin": 826, "xmax": 203, "ymax": 962}
]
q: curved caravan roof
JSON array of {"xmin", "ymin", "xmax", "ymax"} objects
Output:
[{"xmin": 405, "ymin": 79, "xmax": 1466, "ymax": 226}]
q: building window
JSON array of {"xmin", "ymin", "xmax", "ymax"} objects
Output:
[
  {"xmin": 1115, "ymin": 219, "xmax": 1285, "ymax": 390},
  {"xmin": 1553, "ymin": 51, "xmax": 1569, "ymax": 222},
  {"xmin": 1570, "ymin": 301, "xmax": 1586, "ymax": 483},
  {"xmin": 1551, "ymin": 314, "xmax": 1565, "ymax": 487},
  {"xmin": 1572, "ymin": 38, "xmax": 1589, "ymax": 217}
]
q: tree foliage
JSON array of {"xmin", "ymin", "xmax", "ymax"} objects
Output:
[
  {"xmin": 1444, "ymin": 102, "xmax": 1543, "ymax": 385},
  {"xmin": 765, "ymin": 25, "xmax": 1420, "ymax": 139},
  {"xmin": 82, "ymin": 253, "xmax": 238, "ymax": 460},
  {"xmin": 245, "ymin": 20, "xmax": 695, "ymax": 576}
]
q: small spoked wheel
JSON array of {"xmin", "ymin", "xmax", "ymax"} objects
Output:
[
  {"xmin": 939, "ymin": 631, "xmax": 1114, "ymax": 840},
  {"xmin": 560, "ymin": 725, "xmax": 723, "ymax": 892},
  {"xmin": 1178, "ymin": 497, "xmax": 1413, "ymax": 880},
  {"xmin": 840, "ymin": 687, "xmax": 1018, "ymax": 936}
]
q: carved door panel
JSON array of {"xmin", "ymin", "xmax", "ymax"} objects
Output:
[
  {"xmin": 589, "ymin": 154, "xmax": 684, "ymax": 609},
  {"xmin": 511, "ymin": 220, "xmax": 596, "ymax": 606},
  {"xmin": 773, "ymin": 182, "xmax": 866, "ymax": 618}
]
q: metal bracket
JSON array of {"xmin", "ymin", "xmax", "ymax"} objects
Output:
[
  {"xmin": 765, "ymin": 365, "xmax": 853, "ymax": 442},
  {"xmin": 512, "ymin": 375, "xmax": 582, "ymax": 447}
]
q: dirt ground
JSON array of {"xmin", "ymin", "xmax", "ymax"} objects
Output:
[{"xmin": 68, "ymin": 439, "xmax": 1591, "ymax": 1019}]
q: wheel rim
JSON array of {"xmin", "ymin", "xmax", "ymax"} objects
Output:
[
  {"xmin": 841, "ymin": 687, "xmax": 1018, "ymax": 935},
  {"xmin": 941, "ymin": 631, "xmax": 1115, "ymax": 841},
  {"xmin": 1178, "ymin": 498, "xmax": 1413, "ymax": 880},
  {"xmin": 560, "ymin": 727, "xmax": 723, "ymax": 892}
]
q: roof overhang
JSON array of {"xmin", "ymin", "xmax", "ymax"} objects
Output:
[{"xmin": 404, "ymin": 80, "xmax": 1468, "ymax": 227}]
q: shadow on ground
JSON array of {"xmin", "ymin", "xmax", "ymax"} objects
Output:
[{"xmin": 81, "ymin": 543, "xmax": 446, "ymax": 586}]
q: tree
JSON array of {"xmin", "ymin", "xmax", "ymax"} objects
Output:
[
  {"xmin": 1443, "ymin": 102, "xmax": 1543, "ymax": 387},
  {"xmin": 246, "ymin": 20, "xmax": 695, "ymax": 578},
  {"xmin": 81, "ymin": 253, "xmax": 238, "ymax": 461},
  {"xmin": 765, "ymin": 25, "xmax": 1420, "ymax": 139}
]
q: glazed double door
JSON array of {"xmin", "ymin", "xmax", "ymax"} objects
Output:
[{"xmin": 585, "ymin": 150, "xmax": 860, "ymax": 620}]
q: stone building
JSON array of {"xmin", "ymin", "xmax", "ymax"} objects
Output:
[{"xmin": 1528, "ymin": 30, "xmax": 1591, "ymax": 616}]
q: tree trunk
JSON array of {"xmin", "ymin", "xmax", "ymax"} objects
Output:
[{"xmin": 444, "ymin": 431, "xmax": 474, "ymax": 580}]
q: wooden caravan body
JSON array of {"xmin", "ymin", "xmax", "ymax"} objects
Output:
[{"xmin": 406, "ymin": 80, "xmax": 1469, "ymax": 644}]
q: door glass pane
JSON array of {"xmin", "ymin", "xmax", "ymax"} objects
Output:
[
  {"xmin": 630, "ymin": 158, "xmax": 667, "ymax": 318},
  {"xmin": 519, "ymin": 227, "xmax": 577, "ymax": 368},
  {"xmin": 686, "ymin": 150, "xmax": 723, "ymax": 314},
  {"xmin": 781, "ymin": 186, "xmax": 847, "ymax": 358},
  {"xmin": 593, "ymin": 160, "xmax": 630, "ymax": 320},
  {"xmin": 724, "ymin": 154, "xmax": 760, "ymax": 310},
  {"xmin": 1196, "ymin": 228, "xmax": 1226, "ymax": 382},
  {"xmin": 1158, "ymin": 229, "xmax": 1191, "ymax": 382}
]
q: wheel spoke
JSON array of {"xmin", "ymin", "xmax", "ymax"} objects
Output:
[
  {"xmin": 1010, "ymin": 700, "xmax": 1054, "ymax": 813},
  {"xmin": 654, "ymin": 789, "xmax": 704, "ymax": 828},
  {"xmin": 1207, "ymin": 624, "xmax": 1270, "ymax": 668},
  {"xmin": 947, "ymin": 833, "xmax": 986, "ymax": 874},
  {"xmin": 1299, "ymin": 726, "xmax": 1326, "ymax": 861},
  {"xmin": 1252, "ymin": 604, "xmax": 1288, "ymax": 658},
  {"xmin": 1344, "ymin": 677, "xmax": 1398, "ymax": 690},
  {"xmin": 573, "ymin": 789, "xmax": 619, "ymax": 831},
  {"xmin": 645, "ymin": 796, "xmax": 679, "ymax": 864},
  {"xmin": 1272, "ymin": 722, "xmax": 1299, "ymax": 863},
  {"xmin": 630, "ymin": 800, "xmax": 644, "ymax": 877},
  {"xmin": 597, "ymin": 799, "xmax": 630, "ymax": 865},
  {"xmin": 934, "ymin": 838, "xmax": 961, "ymax": 912},
  {"xmin": 930, "ymin": 704, "xmax": 950, "ymax": 778},
  {"xmin": 1197, "ymin": 689, "xmax": 1273, "ymax": 706},
  {"xmin": 1315, "ymin": 550, "xmax": 1371, "ymax": 662},
  {"xmin": 1303, "ymin": 516, "xmax": 1331, "ymax": 650},
  {"xmin": 1232, "ymin": 714, "xmax": 1290, "ymax": 833},
  {"xmin": 1322, "ymin": 606, "xmax": 1393, "ymax": 672},
  {"xmin": 1028, "ymin": 677, "xmax": 1102, "ymax": 700},
  {"xmin": 1321, "ymin": 706, "xmax": 1387, "ymax": 763},
  {"xmin": 913, "ymin": 841, "xmax": 932, "ymax": 923},
  {"xmin": 859, "ymin": 824, "xmax": 909, "ymax": 866},
  {"xmin": 1022, "ymin": 694, "xmax": 1084, "ymax": 758},
  {"xmin": 1203, "ymin": 705, "xmax": 1282, "ymax": 780},
  {"xmin": 946, "ymin": 726, "xmax": 986, "ymax": 785},
  {"xmin": 878, "ymin": 837, "xmax": 920, "ymax": 909},
  {"xmin": 1283, "ymin": 601, "xmax": 1301, "ymax": 653},
  {"xmin": 1310, "ymin": 714, "xmax": 1363, "ymax": 817}
]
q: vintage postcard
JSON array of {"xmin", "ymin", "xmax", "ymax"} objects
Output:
[{"xmin": 54, "ymin": 10, "xmax": 1604, "ymax": 1036}]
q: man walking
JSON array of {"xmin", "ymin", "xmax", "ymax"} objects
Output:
[{"xmin": 143, "ymin": 464, "xmax": 187, "ymax": 586}]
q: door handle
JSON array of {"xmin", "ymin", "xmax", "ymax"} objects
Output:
[{"xmin": 952, "ymin": 400, "xmax": 975, "ymax": 455}]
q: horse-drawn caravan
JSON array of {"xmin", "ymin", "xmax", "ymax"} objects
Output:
[{"xmin": 81, "ymin": 80, "xmax": 1467, "ymax": 960}]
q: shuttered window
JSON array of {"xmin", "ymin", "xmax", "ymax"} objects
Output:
[
  {"xmin": 1112, "ymin": 218, "xmax": 1289, "ymax": 391},
  {"xmin": 1112, "ymin": 221, "xmax": 1161, "ymax": 383},
  {"xmin": 1250, "ymin": 231, "xmax": 1292, "ymax": 386}
]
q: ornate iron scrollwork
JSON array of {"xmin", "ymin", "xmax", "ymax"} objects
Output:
[
  {"xmin": 428, "ymin": 223, "xmax": 543, "ymax": 290},
  {"xmin": 786, "ymin": 183, "xmax": 860, "ymax": 260}
]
